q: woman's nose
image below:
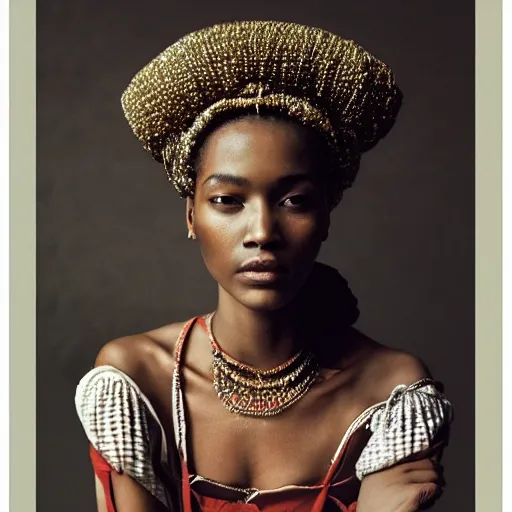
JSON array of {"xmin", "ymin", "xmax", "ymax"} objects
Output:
[{"xmin": 242, "ymin": 204, "xmax": 281, "ymax": 248}]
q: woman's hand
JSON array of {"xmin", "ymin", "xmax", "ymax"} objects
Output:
[{"xmin": 356, "ymin": 458, "xmax": 444, "ymax": 512}]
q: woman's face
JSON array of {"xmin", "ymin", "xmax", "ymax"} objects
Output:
[{"xmin": 187, "ymin": 116, "xmax": 330, "ymax": 312}]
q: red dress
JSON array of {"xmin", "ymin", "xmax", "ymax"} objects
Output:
[{"xmin": 76, "ymin": 317, "xmax": 453, "ymax": 511}]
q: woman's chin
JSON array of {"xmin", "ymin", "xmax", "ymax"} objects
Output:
[{"xmin": 233, "ymin": 286, "xmax": 298, "ymax": 312}]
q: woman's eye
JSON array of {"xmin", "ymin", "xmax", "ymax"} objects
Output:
[
  {"xmin": 209, "ymin": 196, "xmax": 242, "ymax": 207},
  {"xmin": 282, "ymin": 195, "xmax": 308, "ymax": 207}
]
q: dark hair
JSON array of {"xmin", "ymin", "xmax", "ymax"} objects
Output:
[{"xmin": 297, "ymin": 262, "xmax": 360, "ymax": 328}]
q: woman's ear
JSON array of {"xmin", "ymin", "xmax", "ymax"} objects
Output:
[{"xmin": 186, "ymin": 197, "xmax": 196, "ymax": 239}]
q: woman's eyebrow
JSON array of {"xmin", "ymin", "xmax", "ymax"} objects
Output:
[
  {"xmin": 202, "ymin": 172, "xmax": 313, "ymax": 188},
  {"xmin": 202, "ymin": 173, "xmax": 250, "ymax": 188},
  {"xmin": 277, "ymin": 173, "xmax": 314, "ymax": 187}
]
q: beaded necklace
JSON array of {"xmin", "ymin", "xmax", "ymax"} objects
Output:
[{"xmin": 204, "ymin": 313, "xmax": 319, "ymax": 417}]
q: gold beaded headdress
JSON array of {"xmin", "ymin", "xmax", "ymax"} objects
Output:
[{"xmin": 121, "ymin": 21, "xmax": 403, "ymax": 209}]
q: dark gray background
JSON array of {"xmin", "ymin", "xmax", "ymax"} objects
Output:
[{"xmin": 37, "ymin": 1, "xmax": 474, "ymax": 510}]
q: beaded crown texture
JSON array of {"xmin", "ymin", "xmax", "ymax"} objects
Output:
[{"xmin": 121, "ymin": 21, "xmax": 403, "ymax": 209}]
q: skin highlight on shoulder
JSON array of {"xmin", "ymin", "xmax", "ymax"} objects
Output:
[
  {"xmin": 312, "ymin": 326, "xmax": 431, "ymax": 413},
  {"xmin": 93, "ymin": 321, "xmax": 188, "ymax": 400},
  {"xmin": 355, "ymin": 338, "xmax": 432, "ymax": 406}
]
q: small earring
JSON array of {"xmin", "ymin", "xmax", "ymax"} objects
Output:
[{"xmin": 188, "ymin": 229, "xmax": 196, "ymax": 240}]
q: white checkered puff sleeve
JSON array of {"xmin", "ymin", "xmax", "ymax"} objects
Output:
[
  {"xmin": 354, "ymin": 379, "xmax": 453, "ymax": 480},
  {"xmin": 75, "ymin": 365, "xmax": 170, "ymax": 507}
]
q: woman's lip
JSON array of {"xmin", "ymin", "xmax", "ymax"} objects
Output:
[
  {"xmin": 237, "ymin": 270, "xmax": 285, "ymax": 284},
  {"xmin": 237, "ymin": 260, "xmax": 285, "ymax": 273}
]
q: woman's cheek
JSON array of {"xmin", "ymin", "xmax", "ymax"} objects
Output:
[
  {"xmin": 195, "ymin": 222, "xmax": 239, "ymax": 280},
  {"xmin": 285, "ymin": 217, "xmax": 324, "ymax": 250}
]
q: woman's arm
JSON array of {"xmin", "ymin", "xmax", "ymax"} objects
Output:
[
  {"xmin": 93, "ymin": 470, "xmax": 170, "ymax": 512},
  {"xmin": 94, "ymin": 475, "xmax": 109, "ymax": 512},
  {"xmin": 110, "ymin": 472, "xmax": 170, "ymax": 512},
  {"xmin": 356, "ymin": 438, "xmax": 446, "ymax": 512},
  {"xmin": 80, "ymin": 338, "xmax": 178, "ymax": 512},
  {"xmin": 353, "ymin": 350, "xmax": 451, "ymax": 512},
  {"xmin": 356, "ymin": 457, "xmax": 444, "ymax": 512}
]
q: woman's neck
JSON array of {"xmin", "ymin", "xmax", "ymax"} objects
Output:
[{"xmin": 211, "ymin": 292, "xmax": 304, "ymax": 370}]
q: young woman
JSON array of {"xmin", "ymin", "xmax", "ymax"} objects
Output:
[{"xmin": 75, "ymin": 21, "xmax": 453, "ymax": 512}]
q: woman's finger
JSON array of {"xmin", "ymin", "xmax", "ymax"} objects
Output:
[
  {"xmin": 404, "ymin": 467, "xmax": 444, "ymax": 485},
  {"xmin": 399, "ymin": 459, "xmax": 436, "ymax": 473},
  {"xmin": 417, "ymin": 483, "xmax": 445, "ymax": 510},
  {"xmin": 414, "ymin": 482, "xmax": 442, "ymax": 507}
]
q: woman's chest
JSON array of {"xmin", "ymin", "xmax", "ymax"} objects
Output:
[{"xmin": 179, "ymin": 377, "xmax": 369, "ymax": 490}]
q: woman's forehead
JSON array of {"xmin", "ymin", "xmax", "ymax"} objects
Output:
[{"xmin": 198, "ymin": 117, "xmax": 318, "ymax": 180}]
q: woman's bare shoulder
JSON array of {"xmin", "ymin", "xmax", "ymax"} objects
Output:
[
  {"xmin": 347, "ymin": 328, "xmax": 432, "ymax": 404},
  {"xmin": 94, "ymin": 320, "xmax": 189, "ymax": 392}
]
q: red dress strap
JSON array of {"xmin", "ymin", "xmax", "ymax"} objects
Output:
[
  {"xmin": 195, "ymin": 315, "xmax": 210, "ymax": 345},
  {"xmin": 181, "ymin": 457, "xmax": 194, "ymax": 512},
  {"xmin": 89, "ymin": 444, "xmax": 118, "ymax": 512},
  {"xmin": 171, "ymin": 316, "xmax": 200, "ymax": 511},
  {"xmin": 310, "ymin": 430, "xmax": 359, "ymax": 512},
  {"xmin": 174, "ymin": 316, "xmax": 199, "ymax": 367}
]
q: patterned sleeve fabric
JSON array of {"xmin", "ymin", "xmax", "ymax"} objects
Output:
[
  {"xmin": 75, "ymin": 365, "xmax": 171, "ymax": 507},
  {"xmin": 354, "ymin": 379, "xmax": 454, "ymax": 480}
]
